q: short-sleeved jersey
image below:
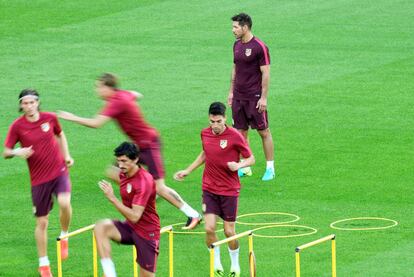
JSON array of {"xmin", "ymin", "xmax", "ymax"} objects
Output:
[
  {"xmin": 4, "ymin": 112, "xmax": 67, "ymax": 186},
  {"xmin": 233, "ymin": 37, "xmax": 270, "ymax": 100},
  {"xmin": 119, "ymin": 167, "xmax": 160, "ymax": 240},
  {"xmin": 100, "ymin": 90, "xmax": 159, "ymax": 149},
  {"xmin": 201, "ymin": 126, "xmax": 252, "ymax": 196}
]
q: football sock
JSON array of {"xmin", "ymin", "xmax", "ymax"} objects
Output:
[
  {"xmin": 228, "ymin": 247, "xmax": 240, "ymax": 272},
  {"xmin": 60, "ymin": 230, "xmax": 68, "ymax": 239},
  {"xmin": 101, "ymin": 258, "xmax": 116, "ymax": 277},
  {"xmin": 39, "ymin": 256, "xmax": 50, "ymax": 267},
  {"xmin": 266, "ymin": 160, "xmax": 274, "ymax": 170},
  {"xmin": 213, "ymin": 247, "xmax": 223, "ymax": 270},
  {"xmin": 180, "ymin": 203, "xmax": 199, "ymax": 218}
]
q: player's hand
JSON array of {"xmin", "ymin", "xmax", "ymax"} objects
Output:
[
  {"xmin": 256, "ymin": 97, "xmax": 267, "ymax": 113},
  {"xmin": 13, "ymin": 146, "xmax": 34, "ymax": 159},
  {"xmin": 227, "ymin": 161, "xmax": 240, "ymax": 172},
  {"xmin": 227, "ymin": 92, "xmax": 233, "ymax": 106},
  {"xmin": 57, "ymin": 111, "xmax": 75, "ymax": 121},
  {"xmin": 174, "ymin": 170, "xmax": 190, "ymax": 181},
  {"xmin": 99, "ymin": 180, "xmax": 116, "ymax": 202},
  {"xmin": 65, "ymin": 156, "xmax": 74, "ymax": 168}
]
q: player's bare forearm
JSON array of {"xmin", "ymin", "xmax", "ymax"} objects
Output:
[
  {"xmin": 105, "ymin": 165, "xmax": 121, "ymax": 183},
  {"xmin": 56, "ymin": 131, "xmax": 73, "ymax": 166},
  {"xmin": 228, "ymin": 65, "xmax": 236, "ymax": 106},
  {"xmin": 239, "ymin": 155, "xmax": 255, "ymax": 168},
  {"xmin": 111, "ymin": 198, "xmax": 144, "ymax": 224},
  {"xmin": 3, "ymin": 146, "xmax": 33, "ymax": 159},
  {"xmin": 174, "ymin": 151, "xmax": 205, "ymax": 181},
  {"xmin": 58, "ymin": 111, "xmax": 109, "ymax": 128},
  {"xmin": 260, "ymin": 65, "xmax": 270, "ymax": 99}
]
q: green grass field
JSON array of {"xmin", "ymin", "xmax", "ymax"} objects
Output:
[{"xmin": 1, "ymin": 0, "xmax": 413, "ymax": 276}]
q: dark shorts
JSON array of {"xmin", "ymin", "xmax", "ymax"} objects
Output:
[
  {"xmin": 31, "ymin": 173, "xmax": 71, "ymax": 217},
  {"xmin": 139, "ymin": 138, "xmax": 165, "ymax": 180},
  {"xmin": 113, "ymin": 221, "xmax": 159, "ymax": 273},
  {"xmin": 202, "ymin": 190, "xmax": 239, "ymax": 222},
  {"xmin": 232, "ymin": 99, "xmax": 269, "ymax": 130}
]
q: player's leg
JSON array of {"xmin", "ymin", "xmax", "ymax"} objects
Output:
[
  {"xmin": 55, "ymin": 173, "xmax": 72, "ymax": 260},
  {"xmin": 232, "ymin": 100, "xmax": 253, "ymax": 177},
  {"xmin": 32, "ymin": 181, "xmax": 54, "ymax": 276},
  {"xmin": 139, "ymin": 268, "xmax": 155, "ymax": 277},
  {"xmin": 222, "ymin": 195, "xmax": 240, "ymax": 276},
  {"xmin": 203, "ymin": 191, "xmax": 224, "ymax": 275},
  {"xmin": 248, "ymin": 100, "xmax": 275, "ymax": 181},
  {"xmin": 139, "ymin": 141, "xmax": 201, "ymax": 229},
  {"xmin": 94, "ymin": 219, "xmax": 123, "ymax": 277}
]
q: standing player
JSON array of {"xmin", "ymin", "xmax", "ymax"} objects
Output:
[
  {"xmin": 94, "ymin": 142, "xmax": 159, "ymax": 277},
  {"xmin": 228, "ymin": 13, "xmax": 275, "ymax": 181},
  {"xmin": 58, "ymin": 73, "xmax": 201, "ymax": 229},
  {"xmin": 3, "ymin": 89, "xmax": 73, "ymax": 277},
  {"xmin": 174, "ymin": 102, "xmax": 255, "ymax": 277}
]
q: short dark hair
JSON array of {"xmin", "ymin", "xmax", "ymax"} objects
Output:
[
  {"xmin": 18, "ymin": 88, "xmax": 39, "ymax": 112},
  {"xmin": 231, "ymin": 13, "xmax": 252, "ymax": 29},
  {"xmin": 114, "ymin": 142, "xmax": 140, "ymax": 160},
  {"xmin": 98, "ymin": 73, "xmax": 119, "ymax": 88},
  {"xmin": 209, "ymin": 102, "xmax": 226, "ymax": 116}
]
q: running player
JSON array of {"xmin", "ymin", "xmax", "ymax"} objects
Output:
[
  {"xmin": 174, "ymin": 102, "xmax": 255, "ymax": 277},
  {"xmin": 3, "ymin": 89, "xmax": 73, "ymax": 277}
]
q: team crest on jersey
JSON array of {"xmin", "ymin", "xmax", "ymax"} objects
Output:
[
  {"xmin": 220, "ymin": 140, "xmax": 228, "ymax": 149},
  {"xmin": 245, "ymin": 48, "xmax": 252, "ymax": 56},
  {"xmin": 126, "ymin": 183, "xmax": 132, "ymax": 193},
  {"xmin": 41, "ymin": 123, "xmax": 50, "ymax": 132}
]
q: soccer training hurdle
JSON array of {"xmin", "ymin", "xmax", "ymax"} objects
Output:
[
  {"xmin": 56, "ymin": 224, "xmax": 174, "ymax": 277},
  {"xmin": 295, "ymin": 234, "xmax": 336, "ymax": 277},
  {"xmin": 209, "ymin": 230, "xmax": 255, "ymax": 277}
]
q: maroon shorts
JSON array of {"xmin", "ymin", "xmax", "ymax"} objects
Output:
[
  {"xmin": 232, "ymin": 99, "xmax": 269, "ymax": 130},
  {"xmin": 139, "ymin": 138, "xmax": 165, "ymax": 180},
  {"xmin": 202, "ymin": 190, "xmax": 239, "ymax": 222},
  {"xmin": 31, "ymin": 173, "xmax": 71, "ymax": 217},
  {"xmin": 114, "ymin": 221, "xmax": 159, "ymax": 273}
]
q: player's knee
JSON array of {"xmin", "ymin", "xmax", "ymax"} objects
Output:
[
  {"xmin": 257, "ymin": 128, "xmax": 270, "ymax": 138},
  {"xmin": 36, "ymin": 217, "xmax": 49, "ymax": 230},
  {"xmin": 205, "ymin": 224, "xmax": 216, "ymax": 235},
  {"xmin": 94, "ymin": 219, "xmax": 112, "ymax": 237},
  {"xmin": 224, "ymin": 228, "xmax": 236, "ymax": 238},
  {"xmin": 57, "ymin": 193, "xmax": 71, "ymax": 209}
]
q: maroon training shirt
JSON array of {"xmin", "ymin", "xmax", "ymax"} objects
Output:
[
  {"xmin": 233, "ymin": 37, "xmax": 270, "ymax": 100},
  {"xmin": 201, "ymin": 126, "xmax": 252, "ymax": 196},
  {"xmin": 4, "ymin": 112, "xmax": 67, "ymax": 186},
  {"xmin": 100, "ymin": 90, "xmax": 159, "ymax": 149},
  {"xmin": 119, "ymin": 167, "xmax": 160, "ymax": 240}
]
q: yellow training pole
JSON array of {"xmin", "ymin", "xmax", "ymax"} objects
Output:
[
  {"xmin": 133, "ymin": 246, "xmax": 138, "ymax": 277},
  {"xmin": 332, "ymin": 238, "xmax": 337, "ymax": 277},
  {"xmin": 209, "ymin": 247, "xmax": 215, "ymax": 277},
  {"xmin": 248, "ymin": 234, "xmax": 254, "ymax": 276},
  {"xmin": 169, "ymin": 231, "xmax": 174, "ymax": 277},
  {"xmin": 56, "ymin": 240, "xmax": 62, "ymax": 277},
  {"xmin": 92, "ymin": 232, "xmax": 98, "ymax": 277},
  {"xmin": 295, "ymin": 252, "xmax": 301, "ymax": 277}
]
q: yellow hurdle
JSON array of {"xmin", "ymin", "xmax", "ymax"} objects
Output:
[
  {"xmin": 295, "ymin": 234, "xmax": 336, "ymax": 277},
  {"xmin": 209, "ymin": 230, "xmax": 254, "ymax": 277},
  {"xmin": 57, "ymin": 224, "xmax": 174, "ymax": 277}
]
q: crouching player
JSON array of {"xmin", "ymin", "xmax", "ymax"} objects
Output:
[
  {"xmin": 174, "ymin": 102, "xmax": 254, "ymax": 277},
  {"xmin": 94, "ymin": 142, "xmax": 160, "ymax": 277}
]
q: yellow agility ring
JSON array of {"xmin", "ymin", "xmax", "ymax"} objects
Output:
[
  {"xmin": 169, "ymin": 222, "xmax": 224, "ymax": 235},
  {"xmin": 236, "ymin": 212, "xmax": 300, "ymax": 226},
  {"xmin": 252, "ymin": 224, "xmax": 317, "ymax": 238},
  {"xmin": 330, "ymin": 217, "xmax": 398, "ymax": 231}
]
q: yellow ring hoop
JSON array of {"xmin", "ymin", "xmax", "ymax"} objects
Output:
[
  {"xmin": 169, "ymin": 222, "xmax": 223, "ymax": 235},
  {"xmin": 330, "ymin": 217, "xmax": 398, "ymax": 231},
  {"xmin": 236, "ymin": 212, "xmax": 300, "ymax": 226},
  {"xmin": 252, "ymin": 224, "xmax": 317, "ymax": 238}
]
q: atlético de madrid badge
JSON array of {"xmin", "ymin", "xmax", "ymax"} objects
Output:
[
  {"xmin": 220, "ymin": 140, "xmax": 227, "ymax": 149},
  {"xmin": 127, "ymin": 183, "xmax": 132, "ymax": 193},
  {"xmin": 41, "ymin": 123, "xmax": 50, "ymax": 132},
  {"xmin": 245, "ymin": 48, "xmax": 252, "ymax": 56}
]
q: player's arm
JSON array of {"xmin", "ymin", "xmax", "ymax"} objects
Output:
[
  {"xmin": 56, "ymin": 131, "xmax": 74, "ymax": 167},
  {"xmin": 228, "ymin": 64, "xmax": 236, "ymax": 106},
  {"xmin": 58, "ymin": 111, "xmax": 111, "ymax": 129},
  {"xmin": 128, "ymin": 90, "xmax": 144, "ymax": 100},
  {"xmin": 3, "ymin": 146, "xmax": 34, "ymax": 159},
  {"xmin": 99, "ymin": 180, "xmax": 144, "ymax": 223},
  {"xmin": 174, "ymin": 151, "xmax": 206, "ymax": 181},
  {"xmin": 105, "ymin": 165, "xmax": 121, "ymax": 183},
  {"xmin": 227, "ymin": 154, "xmax": 255, "ymax": 172},
  {"xmin": 256, "ymin": 64, "xmax": 270, "ymax": 113}
]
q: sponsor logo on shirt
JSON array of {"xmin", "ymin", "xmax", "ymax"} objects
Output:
[
  {"xmin": 245, "ymin": 48, "xmax": 252, "ymax": 57},
  {"xmin": 127, "ymin": 183, "xmax": 132, "ymax": 194},
  {"xmin": 220, "ymin": 140, "xmax": 227, "ymax": 149},
  {"xmin": 41, "ymin": 122, "xmax": 50, "ymax": 132}
]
